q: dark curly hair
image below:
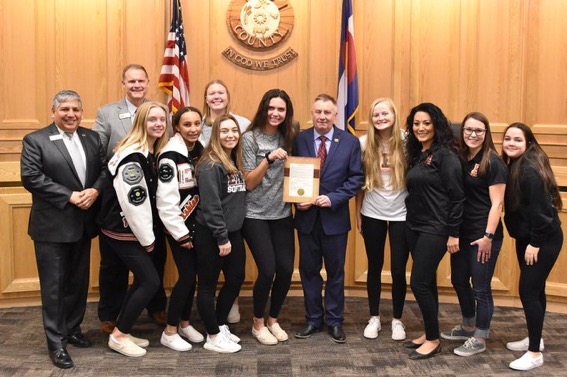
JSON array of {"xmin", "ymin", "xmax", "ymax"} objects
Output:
[{"xmin": 405, "ymin": 102, "xmax": 459, "ymax": 167}]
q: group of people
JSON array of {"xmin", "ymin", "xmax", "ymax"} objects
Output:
[{"xmin": 21, "ymin": 64, "xmax": 562, "ymax": 372}]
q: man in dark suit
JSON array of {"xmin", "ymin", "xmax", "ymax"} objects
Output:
[
  {"xmin": 293, "ymin": 94, "xmax": 364, "ymax": 343},
  {"xmin": 93, "ymin": 64, "xmax": 168, "ymax": 333},
  {"xmin": 21, "ymin": 90, "xmax": 107, "ymax": 368}
]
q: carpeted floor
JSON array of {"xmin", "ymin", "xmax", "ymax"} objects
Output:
[{"xmin": 1, "ymin": 297, "xmax": 566, "ymax": 376}]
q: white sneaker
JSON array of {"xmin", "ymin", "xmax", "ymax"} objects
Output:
[
  {"xmin": 506, "ymin": 337, "xmax": 544, "ymax": 352},
  {"xmin": 128, "ymin": 334, "xmax": 149, "ymax": 348},
  {"xmin": 363, "ymin": 317, "xmax": 381, "ymax": 339},
  {"xmin": 219, "ymin": 324, "xmax": 240, "ymax": 343},
  {"xmin": 160, "ymin": 331, "xmax": 192, "ymax": 351},
  {"xmin": 227, "ymin": 303, "xmax": 240, "ymax": 324},
  {"xmin": 252, "ymin": 326, "xmax": 278, "ymax": 345},
  {"xmin": 179, "ymin": 325, "xmax": 204, "ymax": 343},
  {"xmin": 391, "ymin": 319, "xmax": 406, "ymax": 341},
  {"xmin": 509, "ymin": 352, "xmax": 543, "ymax": 371},
  {"xmin": 268, "ymin": 322, "xmax": 289, "ymax": 342},
  {"xmin": 203, "ymin": 333, "xmax": 241, "ymax": 353},
  {"xmin": 108, "ymin": 334, "xmax": 146, "ymax": 357}
]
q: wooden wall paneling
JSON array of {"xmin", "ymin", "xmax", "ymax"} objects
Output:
[
  {"xmin": 0, "ymin": 189, "xmax": 38, "ymax": 298},
  {"xmin": 524, "ymin": 0, "xmax": 567, "ymax": 126},
  {"xmin": 53, "ymin": 0, "xmax": 107, "ymax": 127},
  {"xmin": 547, "ymin": 192, "xmax": 567, "ymax": 299}
]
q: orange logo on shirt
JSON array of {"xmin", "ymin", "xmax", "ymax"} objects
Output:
[{"xmin": 470, "ymin": 163, "xmax": 480, "ymax": 177}]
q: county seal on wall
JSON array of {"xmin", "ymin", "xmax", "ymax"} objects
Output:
[{"xmin": 227, "ymin": 0, "xmax": 294, "ymax": 51}]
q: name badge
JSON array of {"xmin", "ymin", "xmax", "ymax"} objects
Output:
[
  {"xmin": 49, "ymin": 134, "xmax": 63, "ymax": 141},
  {"xmin": 119, "ymin": 112, "xmax": 132, "ymax": 120}
]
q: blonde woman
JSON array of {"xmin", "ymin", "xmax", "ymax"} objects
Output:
[
  {"xmin": 195, "ymin": 114, "xmax": 247, "ymax": 353},
  {"xmin": 356, "ymin": 98, "xmax": 409, "ymax": 341},
  {"xmin": 98, "ymin": 101, "xmax": 169, "ymax": 357}
]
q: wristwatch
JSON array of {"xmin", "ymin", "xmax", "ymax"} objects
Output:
[
  {"xmin": 484, "ymin": 231, "xmax": 494, "ymax": 240},
  {"xmin": 265, "ymin": 151, "xmax": 274, "ymax": 164}
]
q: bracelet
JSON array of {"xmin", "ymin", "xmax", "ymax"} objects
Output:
[
  {"xmin": 265, "ymin": 151, "xmax": 274, "ymax": 164},
  {"xmin": 484, "ymin": 231, "xmax": 494, "ymax": 240}
]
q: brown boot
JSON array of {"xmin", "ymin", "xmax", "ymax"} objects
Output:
[{"xmin": 100, "ymin": 320, "xmax": 117, "ymax": 335}]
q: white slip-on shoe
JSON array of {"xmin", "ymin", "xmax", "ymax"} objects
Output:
[
  {"xmin": 179, "ymin": 325, "xmax": 205, "ymax": 343},
  {"xmin": 252, "ymin": 326, "xmax": 278, "ymax": 345},
  {"xmin": 227, "ymin": 303, "xmax": 240, "ymax": 324},
  {"xmin": 203, "ymin": 333, "xmax": 241, "ymax": 353},
  {"xmin": 128, "ymin": 334, "xmax": 149, "ymax": 348},
  {"xmin": 391, "ymin": 319, "xmax": 406, "ymax": 341},
  {"xmin": 108, "ymin": 334, "xmax": 146, "ymax": 357},
  {"xmin": 160, "ymin": 331, "xmax": 192, "ymax": 351},
  {"xmin": 219, "ymin": 324, "xmax": 240, "ymax": 343},
  {"xmin": 363, "ymin": 317, "xmax": 381, "ymax": 339},
  {"xmin": 506, "ymin": 337, "xmax": 544, "ymax": 352},
  {"xmin": 509, "ymin": 352, "xmax": 543, "ymax": 371},
  {"xmin": 268, "ymin": 322, "xmax": 289, "ymax": 342}
]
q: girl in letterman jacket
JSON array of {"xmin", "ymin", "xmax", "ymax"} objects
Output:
[
  {"xmin": 98, "ymin": 101, "xmax": 169, "ymax": 357},
  {"xmin": 156, "ymin": 107, "xmax": 205, "ymax": 351}
]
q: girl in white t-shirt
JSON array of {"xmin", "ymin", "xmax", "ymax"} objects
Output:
[{"xmin": 355, "ymin": 98, "xmax": 409, "ymax": 341}]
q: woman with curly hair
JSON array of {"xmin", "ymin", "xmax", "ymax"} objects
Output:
[{"xmin": 403, "ymin": 103, "xmax": 464, "ymax": 360}]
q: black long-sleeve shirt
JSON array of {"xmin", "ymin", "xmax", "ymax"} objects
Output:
[
  {"xmin": 504, "ymin": 163, "xmax": 561, "ymax": 247},
  {"xmin": 406, "ymin": 145, "xmax": 464, "ymax": 237}
]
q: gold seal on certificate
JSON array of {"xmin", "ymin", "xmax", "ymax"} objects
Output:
[{"xmin": 283, "ymin": 156, "xmax": 320, "ymax": 203}]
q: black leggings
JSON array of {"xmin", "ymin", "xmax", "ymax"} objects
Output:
[
  {"xmin": 516, "ymin": 229, "xmax": 563, "ymax": 352},
  {"xmin": 406, "ymin": 228, "xmax": 447, "ymax": 341},
  {"xmin": 361, "ymin": 216, "xmax": 409, "ymax": 319},
  {"xmin": 100, "ymin": 234, "xmax": 160, "ymax": 334},
  {"xmin": 166, "ymin": 234, "xmax": 197, "ymax": 326},
  {"xmin": 243, "ymin": 216, "xmax": 295, "ymax": 319},
  {"xmin": 195, "ymin": 223, "xmax": 245, "ymax": 335}
]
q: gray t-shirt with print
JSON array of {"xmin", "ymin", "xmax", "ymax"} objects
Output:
[{"xmin": 241, "ymin": 130, "xmax": 291, "ymax": 219}]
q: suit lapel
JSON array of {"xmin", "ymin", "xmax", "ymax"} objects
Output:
[
  {"xmin": 117, "ymin": 98, "xmax": 133, "ymax": 135},
  {"xmin": 306, "ymin": 128, "xmax": 317, "ymax": 158},
  {"xmin": 326, "ymin": 126, "xmax": 342, "ymax": 162}
]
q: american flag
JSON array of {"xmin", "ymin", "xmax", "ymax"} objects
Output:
[
  {"xmin": 336, "ymin": 0, "xmax": 359, "ymax": 134},
  {"xmin": 158, "ymin": 0, "xmax": 190, "ymax": 113}
]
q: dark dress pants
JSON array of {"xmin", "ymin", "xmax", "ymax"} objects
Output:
[{"xmin": 34, "ymin": 236, "xmax": 91, "ymax": 351}]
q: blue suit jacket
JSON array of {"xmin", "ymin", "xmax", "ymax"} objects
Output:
[{"xmin": 293, "ymin": 126, "xmax": 364, "ymax": 236}]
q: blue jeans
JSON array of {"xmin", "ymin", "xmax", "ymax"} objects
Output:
[{"xmin": 450, "ymin": 237, "xmax": 503, "ymax": 338}]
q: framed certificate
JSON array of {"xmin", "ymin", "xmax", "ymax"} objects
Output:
[{"xmin": 283, "ymin": 156, "xmax": 320, "ymax": 203}]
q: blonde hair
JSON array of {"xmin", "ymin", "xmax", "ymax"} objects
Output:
[
  {"xmin": 202, "ymin": 79, "xmax": 231, "ymax": 125},
  {"xmin": 363, "ymin": 98, "xmax": 406, "ymax": 191},
  {"xmin": 197, "ymin": 114, "xmax": 242, "ymax": 174},
  {"xmin": 115, "ymin": 101, "xmax": 169, "ymax": 155}
]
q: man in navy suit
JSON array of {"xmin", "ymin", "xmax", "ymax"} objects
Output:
[
  {"xmin": 21, "ymin": 90, "xmax": 107, "ymax": 368},
  {"xmin": 93, "ymin": 64, "xmax": 168, "ymax": 333},
  {"xmin": 293, "ymin": 94, "xmax": 364, "ymax": 343}
]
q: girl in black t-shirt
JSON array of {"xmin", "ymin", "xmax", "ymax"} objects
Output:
[{"xmin": 440, "ymin": 112, "xmax": 508, "ymax": 357}]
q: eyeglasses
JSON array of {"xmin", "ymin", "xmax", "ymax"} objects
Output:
[{"xmin": 463, "ymin": 127, "xmax": 486, "ymax": 136}]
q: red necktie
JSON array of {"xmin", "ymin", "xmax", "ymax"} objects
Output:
[{"xmin": 317, "ymin": 135, "xmax": 327, "ymax": 169}]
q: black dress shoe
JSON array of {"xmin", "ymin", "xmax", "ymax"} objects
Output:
[
  {"xmin": 294, "ymin": 325, "xmax": 321, "ymax": 339},
  {"xmin": 67, "ymin": 333, "xmax": 93, "ymax": 348},
  {"xmin": 408, "ymin": 344, "xmax": 442, "ymax": 360},
  {"xmin": 403, "ymin": 340, "xmax": 424, "ymax": 349},
  {"xmin": 49, "ymin": 348, "xmax": 74, "ymax": 369},
  {"xmin": 328, "ymin": 325, "xmax": 346, "ymax": 343}
]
